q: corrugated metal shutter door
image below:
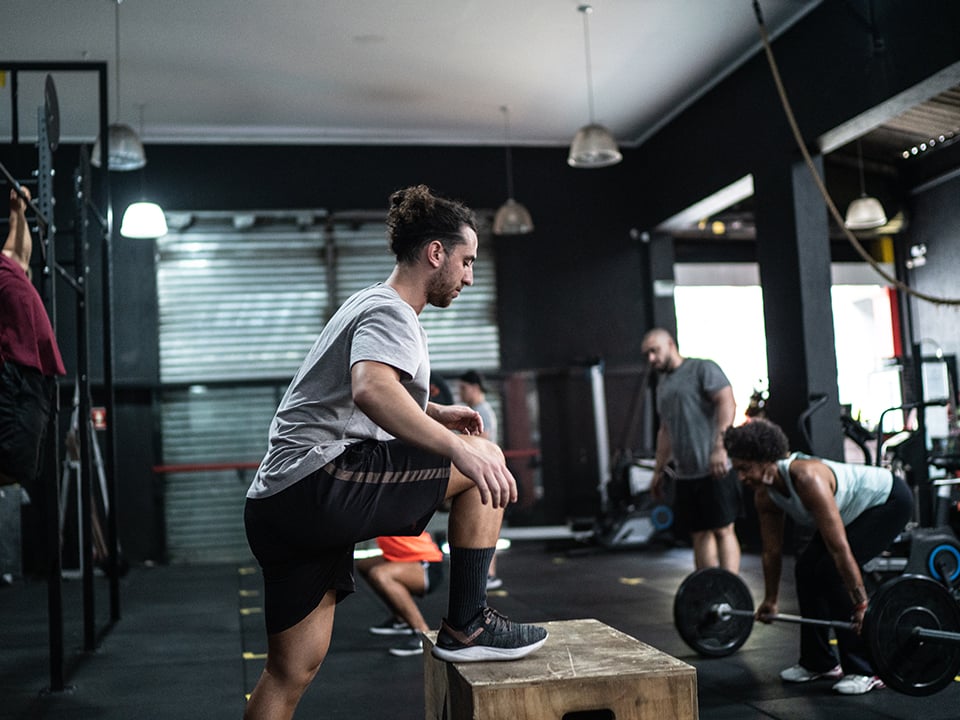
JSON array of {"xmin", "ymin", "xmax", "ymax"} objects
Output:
[
  {"xmin": 156, "ymin": 214, "xmax": 499, "ymax": 563},
  {"xmin": 160, "ymin": 386, "xmax": 279, "ymax": 563},
  {"xmin": 157, "ymin": 225, "xmax": 327, "ymax": 383}
]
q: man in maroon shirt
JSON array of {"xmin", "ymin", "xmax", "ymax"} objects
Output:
[{"xmin": 0, "ymin": 187, "xmax": 65, "ymax": 489}]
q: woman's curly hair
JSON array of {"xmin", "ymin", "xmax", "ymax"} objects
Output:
[
  {"xmin": 386, "ymin": 184, "xmax": 477, "ymax": 263},
  {"xmin": 723, "ymin": 418, "xmax": 790, "ymax": 463}
]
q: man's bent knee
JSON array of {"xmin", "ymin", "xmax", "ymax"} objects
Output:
[{"xmin": 263, "ymin": 657, "xmax": 322, "ymax": 694}]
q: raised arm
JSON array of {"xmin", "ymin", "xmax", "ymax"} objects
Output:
[{"xmin": 3, "ymin": 187, "xmax": 32, "ymax": 272}]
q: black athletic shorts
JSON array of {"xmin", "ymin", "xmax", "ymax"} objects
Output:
[
  {"xmin": 243, "ymin": 438, "xmax": 451, "ymax": 634},
  {"xmin": 0, "ymin": 360, "xmax": 56, "ymax": 489},
  {"xmin": 673, "ymin": 468, "xmax": 742, "ymax": 533}
]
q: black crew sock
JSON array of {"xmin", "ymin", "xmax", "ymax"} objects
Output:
[{"xmin": 447, "ymin": 546, "xmax": 496, "ymax": 628}]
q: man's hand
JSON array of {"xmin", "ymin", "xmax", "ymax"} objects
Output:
[
  {"xmin": 709, "ymin": 446, "xmax": 728, "ymax": 479},
  {"xmin": 429, "ymin": 403, "xmax": 484, "ymax": 435},
  {"xmin": 450, "ymin": 438, "xmax": 517, "ymax": 509}
]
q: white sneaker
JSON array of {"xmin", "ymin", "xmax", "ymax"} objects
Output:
[
  {"xmin": 780, "ymin": 663, "xmax": 843, "ymax": 683},
  {"xmin": 369, "ymin": 617, "xmax": 413, "ymax": 636},
  {"xmin": 486, "ymin": 574, "xmax": 504, "ymax": 591},
  {"xmin": 832, "ymin": 674, "xmax": 884, "ymax": 695}
]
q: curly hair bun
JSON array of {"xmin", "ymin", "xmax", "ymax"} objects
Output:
[
  {"xmin": 388, "ymin": 184, "xmax": 435, "ymax": 226},
  {"xmin": 384, "ymin": 184, "xmax": 476, "ymax": 263}
]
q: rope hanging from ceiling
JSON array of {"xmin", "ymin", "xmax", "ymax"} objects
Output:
[{"xmin": 753, "ymin": 0, "xmax": 960, "ymax": 307}]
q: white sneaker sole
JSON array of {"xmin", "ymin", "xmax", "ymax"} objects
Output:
[
  {"xmin": 780, "ymin": 667, "xmax": 843, "ymax": 683},
  {"xmin": 369, "ymin": 627, "xmax": 414, "ymax": 636},
  {"xmin": 431, "ymin": 634, "xmax": 548, "ymax": 663},
  {"xmin": 833, "ymin": 678, "xmax": 884, "ymax": 695}
]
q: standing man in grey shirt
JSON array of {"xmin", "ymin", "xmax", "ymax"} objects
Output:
[
  {"xmin": 641, "ymin": 327, "xmax": 741, "ymax": 573},
  {"xmin": 243, "ymin": 185, "xmax": 546, "ymax": 720}
]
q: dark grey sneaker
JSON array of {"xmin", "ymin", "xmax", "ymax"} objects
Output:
[
  {"xmin": 431, "ymin": 607, "xmax": 547, "ymax": 662},
  {"xmin": 389, "ymin": 633, "xmax": 424, "ymax": 657},
  {"xmin": 369, "ymin": 616, "xmax": 413, "ymax": 636}
]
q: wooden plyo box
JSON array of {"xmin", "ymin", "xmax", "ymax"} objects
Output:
[{"xmin": 423, "ymin": 618, "xmax": 698, "ymax": 720}]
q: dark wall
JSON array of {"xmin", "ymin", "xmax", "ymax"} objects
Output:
[{"xmin": 907, "ymin": 172, "xmax": 960, "ymax": 362}]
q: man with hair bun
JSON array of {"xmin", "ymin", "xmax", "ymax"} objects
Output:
[
  {"xmin": 723, "ymin": 418, "xmax": 912, "ymax": 695},
  {"xmin": 243, "ymin": 185, "xmax": 546, "ymax": 720}
]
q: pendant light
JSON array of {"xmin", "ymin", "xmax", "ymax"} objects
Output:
[
  {"xmin": 844, "ymin": 139, "xmax": 886, "ymax": 230},
  {"xmin": 568, "ymin": 4, "xmax": 622, "ymax": 169},
  {"xmin": 120, "ymin": 104, "xmax": 167, "ymax": 238},
  {"xmin": 493, "ymin": 106, "xmax": 534, "ymax": 235},
  {"xmin": 91, "ymin": 0, "xmax": 146, "ymax": 171}
]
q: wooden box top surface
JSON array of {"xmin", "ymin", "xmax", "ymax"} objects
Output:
[{"xmin": 424, "ymin": 617, "xmax": 696, "ymax": 687}]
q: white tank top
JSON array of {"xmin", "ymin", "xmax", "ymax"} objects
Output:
[{"xmin": 768, "ymin": 452, "xmax": 893, "ymax": 527}]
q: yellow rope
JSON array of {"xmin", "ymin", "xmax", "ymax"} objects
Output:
[{"xmin": 753, "ymin": 0, "xmax": 960, "ymax": 306}]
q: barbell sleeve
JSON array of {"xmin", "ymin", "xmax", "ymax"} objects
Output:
[{"xmin": 913, "ymin": 626, "xmax": 960, "ymax": 645}]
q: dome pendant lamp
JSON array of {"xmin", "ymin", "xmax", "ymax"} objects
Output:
[
  {"xmin": 91, "ymin": 0, "xmax": 146, "ymax": 171},
  {"xmin": 568, "ymin": 4, "xmax": 622, "ymax": 168},
  {"xmin": 120, "ymin": 104, "xmax": 167, "ymax": 239},
  {"xmin": 844, "ymin": 139, "xmax": 886, "ymax": 230},
  {"xmin": 493, "ymin": 106, "xmax": 534, "ymax": 235}
]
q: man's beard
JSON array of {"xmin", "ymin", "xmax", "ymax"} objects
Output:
[{"xmin": 426, "ymin": 260, "xmax": 459, "ymax": 308}]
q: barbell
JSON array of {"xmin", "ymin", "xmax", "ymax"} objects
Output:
[{"xmin": 673, "ymin": 567, "xmax": 960, "ymax": 696}]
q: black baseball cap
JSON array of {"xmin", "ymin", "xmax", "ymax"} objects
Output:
[{"xmin": 459, "ymin": 370, "xmax": 485, "ymax": 392}]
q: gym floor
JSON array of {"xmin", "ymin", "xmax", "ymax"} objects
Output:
[{"xmin": 2, "ymin": 537, "xmax": 959, "ymax": 720}]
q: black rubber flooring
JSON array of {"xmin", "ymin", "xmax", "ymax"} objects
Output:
[{"xmin": 2, "ymin": 539, "xmax": 959, "ymax": 719}]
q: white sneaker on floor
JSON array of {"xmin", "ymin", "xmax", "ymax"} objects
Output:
[
  {"xmin": 832, "ymin": 674, "xmax": 884, "ymax": 695},
  {"xmin": 779, "ymin": 663, "xmax": 843, "ymax": 683},
  {"xmin": 486, "ymin": 574, "xmax": 503, "ymax": 591},
  {"xmin": 369, "ymin": 617, "xmax": 413, "ymax": 636},
  {"xmin": 388, "ymin": 634, "xmax": 424, "ymax": 657}
]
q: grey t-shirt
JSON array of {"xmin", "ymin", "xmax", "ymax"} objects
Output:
[
  {"xmin": 472, "ymin": 399, "xmax": 498, "ymax": 446},
  {"xmin": 247, "ymin": 283, "xmax": 430, "ymax": 499},
  {"xmin": 655, "ymin": 357, "xmax": 730, "ymax": 479}
]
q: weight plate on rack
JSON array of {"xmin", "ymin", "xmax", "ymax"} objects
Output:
[
  {"xmin": 44, "ymin": 74, "xmax": 60, "ymax": 152},
  {"xmin": 674, "ymin": 567, "xmax": 754, "ymax": 657}
]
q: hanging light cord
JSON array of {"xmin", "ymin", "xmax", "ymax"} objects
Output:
[
  {"xmin": 114, "ymin": 0, "xmax": 122, "ymax": 122},
  {"xmin": 137, "ymin": 103, "xmax": 148, "ymax": 194},
  {"xmin": 501, "ymin": 106, "xmax": 516, "ymax": 199},
  {"xmin": 580, "ymin": 4, "xmax": 596, "ymax": 123},
  {"xmin": 855, "ymin": 139, "xmax": 868, "ymax": 197},
  {"xmin": 752, "ymin": 0, "xmax": 960, "ymax": 306}
]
